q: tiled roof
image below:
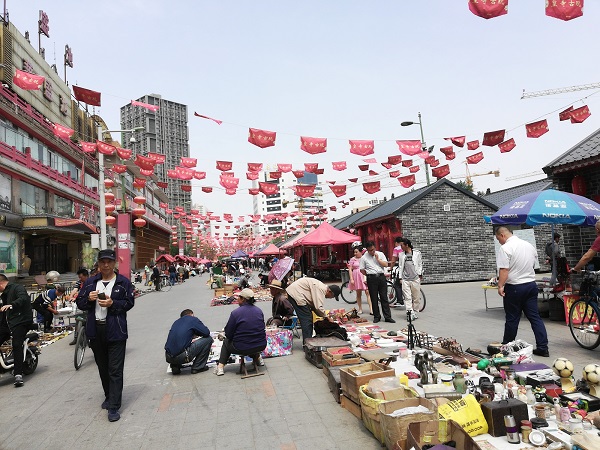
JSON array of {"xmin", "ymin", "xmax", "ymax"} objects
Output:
[
  {"xmin": 483, "ymin": 179, "xmax": 553, "ymax": 208},
  {"xmin": 544, "ymin": 127, "xmax": 600, "ymax": 172},
  {"xmin": 331, "ymin": 207, "xmax": 373, "ymax": 230}
]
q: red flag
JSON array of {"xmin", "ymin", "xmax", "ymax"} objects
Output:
[
  {"xmin": 445, "ymin": 151, "xmax": 456, "ymax": 161},
  {"xmin": 363, "ymin": 181, "xmax": 380, "ymax": 194},
  {"xmin": 499, "ymin": 138, "xmax": 516, "ymax": 153},
  {"xmin": 194, "ymin": 112, "xmax": 222, "ymax": 125},
  {"xmin": 293, "ymin": 170, "xmax": 305, "ymax": 179},
  {"xmin": 358, "ymin": 165, "xmax": 369, "ymax": 172},
  {"xmin": 559, "ymin": 106, "xmax": 574, "ymax": 121},
  {"xmin": 72, "ymin": 85, "xmax": 101, "ymax": 106},
  {"xmin": 546, "ymin": 0, "xmax": 584, "ymax": 21},
  {"xmin": 53, "ymin": 124, "xmax": 74, "ymax": 139},
  {"xmin": 329, "ymin": 206, "xmax": 337, "ymax": 211},
  {"xmin": 402, "ymin": 159, "xmax": 413, "ymax": 167},
  {"xmin": 292, "ymin": 184, "xmax": 316, "ymax": 198},
  {"xmin": 219, "ymin": 177, "xmax": 239, "ymax": 189},
  {"xmin": 444, "ymin": 136, "xmax": 466, "ymax": 147},
  {"xmin": 389, "ymin": 170, "xmax": 400, "ymax": 178},
  {"xmin": 131, "ymin": 100, "xmax": 159, "ymax": 111},
  {"xmin": 159, "ymin": 202, "xmax": 168, "ymax": 209},
  {"xmin": 387, "ymin": 155, "xmax": 402, "ymax": 165},
  {"xmin": 216, "ymin": 161, "xmax": 232, "ymax": 171},
  {"xmin": 259, "ymin": 182, "xmax": 279, "ymax": 195},
  {"xmin": 327, "ymin": 180, "xmax": 336, "ymax": 184},
  {"xmin": 247, "ymin": 162, "xmax": 263, "ymax": 172},
  {"xmin": 248, "ymin": 188, "xmax": 260, "ymax": 195},
  {"xmin": 416, "ymin": 151, "xmax": 430, "ymax": 159},
  {"xmin": 80, "ymin": 142, "xmax": 96, "ymax": 153},
  {"xmin": 134, "ymin": 155, "xmax": 156, "ymax": 170},
  {"xmin": 429, "ymin": 159, "xmax": 440, "ymax": 168},
  {"xmin": 332, "ymin": 161, "xmax": 347, "ymax": 171},
  {"xmin": 147, "ymin": 153, "xmax": 166, "ymax": 164},
  {"xmin": 277, "ymin": 163, "xmax": 292, "ymax": 173},
  {"xmin": 525, "ymin": 119, "xmax": 549, "ymax": 138},
  {"xmin": 431, "ymin": 164, "xmax": 450, "ymax": 179},
  {"xmin": 482, "ymin": 130, "xmax": 505, "ymax": 147},
  {"xmin": 396, "ymin": 140, "xmax": 422, "ymax": 156},
  {"xmin": 194, "ymin": 171, "xmax": 206, "ymax": 180},
  {"xmin": 225, "ymin": 188, "xmax": 236, "ymax": 195},
  {"xmin": 112, "ymin": 164, "xmax": 127, "ymax": 174},
  {"xmin": 304, "ymin": 163, "xmax": 318, "ymax": 173},
  {"xmin": 157, "ymin": 182, "xmax": 168, "ymax": 188},
  {"xmin": 246, "ymin": 172, "xmax": 259, "ymax": 181},
  {"xmin": 349, "ymin": 140, "xmax": 375, "ymax": 156},
  {"xmin": 201, "ymin": 187, "xmax": 213, "ymax": 193},
  {"xmin": 13, "ymin": 69, "xmax": 44, "ymax": 90},
  {"xmin": 116, "ymin": 147, "xmax": 132, "ymax": 159},
  {"xmin": 300, "ymin": 136, "xmax": 327, "ymax": 154},
  {"xmin": 409, "ymin": 166, "xmax": 420, "ymax": 173},
  {"xmin": 97, "ymin": 141, "xmax": 116, "ymax": 155},
  {"xmin": 167, "ymin": 169, "xmax": 178, "ymax": 179},
  {"xmin": 570, "ymin": 105, "xmax": 591, "ymax": 123},
  {"xmin": 348, "ymin": 178, "xmax": 358, "ymax": 183},
  {"xmin": 466, "ymin": 151, "xmax": 484, "ymax": 164},
  {"xmin": 248, "ymin": 128, "xmax": 276, "ymax": 148},
  {"xmin": 440, "ymin": 146, "xmax": 454, "ymax": 155},
  {"xmin": 139, "ymin": 168, "xmax": 154, "ymax": 176},
  {"xmin": 182, "ymin": 185, "xmax": 192, "ymax": 192},
  {"xmin": 368, "ymin": 170, "xmax": 379, "ymax": 176},
  {"xmin": 398, "ymin": 174, "xmax": 416, "ymax": 188},
  {"xmin": 467, "ymin": 140, "xmax": 480, "ymax": 150},
  {"xmin": 469, "ymin": 0, "xmax": 508, "ymax": 19},
  {"xmin": 269, "ymin": 171, "xmax": 282, "ymax": 179},
  {"xmin": 425, "ymin": 156, "xmax": 436, "ymax": 165},
  {"xmin": 181, "ymin": 157, "xmax": 197, "ymax": 168},
  {"xmin": 176, "ymin": 167, "xmax": 194, "ymax": 180},
  {"xmin": 315, "ymin": 168, "xmax": 324, "ymax": 175},
  {"xmin": 363, "ymin": 158, "xmax": 377, "ymax": 164}
]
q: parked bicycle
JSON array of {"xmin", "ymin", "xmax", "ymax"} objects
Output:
[
  {"xmin": 385, "ymin": 266, "xmax": 427, "ymax": 312},
  {"xmin": 73, "ymin": 315, "xmax": 87, "ymax": 370},
  {"xmin": 146, "ymin": 275, "xmax": 173, "ymax": 292},
  {"xmin": 568, "ymin": 270, "xmax": 600, "ymax": 349}
]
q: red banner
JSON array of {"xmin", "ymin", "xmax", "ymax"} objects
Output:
[
  {"xmin": 304, "ymin": 163, "xmax": 318, "ymax": 173},
  {"xmin": 499, "ymin": 138, "xmax": 516, "ymax": 153},
  {"xmin": 349, "ymin": 140, "xmax": 375, "ymax": 156},
  {"xmin": 469, "ymin": 0, "xmax": 508, "ymax": 19},
  {"xmin": 363, "ymin": 158, "xmax": 377, "ymax": 164},
  {"xmin": 425, "ymin": 156, "xmax": 436, "ymax": 165},
  {"xmin": 444, "ymin": 136, "xmax": 466, "ymax": 147},
  {"xmin": 330, "ymin": 185, "xmax": 347, "ymax": 197},
  {"xmin": 116, "ymin": 147, "xmax": 132, "ymax": 159},
  {"xmin": 301, "ymin": 136, "xmax": 327, "ymax": 154},
  {"xmin": 368, "ymin": 170, "xmax": 378, "ymax": 176},
  {"xmin": 402, "ymin": 159, "xmax": 413, "ymax": 167},
  {"xmin": 139, "ymin": 168, "xmax": 153, "ymax": 177},
  {"xmin": 526, "ymin": 119, "xmax": 549, "ymax": 138},
  {"xmin": 134, "ymin": 155, "xmax": 156, "ymax": 170},
  {"xmin": 112, "ymin": 164, "xmax": 127, "ymax": 174},
  {"xmin": 358, "ymin": 165, "xmax": 369, "ymax": 172},
  {"xmin": 387, "ymin": 155, "xmax": 402, "ymax": 165},
  {"xmin": 440, "ymin": 146, "xmax": 454, "ymax": 155},
  {"xmin": 52, "ymin": 124, "xmax": 74, "ymax": 140},
  {"xmin": 225, "ymin": 188, "xmax": 236, "ymax": 195},
  {"xmin": 293, "ymin": 170, "xmax": 305, "ymax": 179},
  {"xmin": 248, "ymin": 188, "xmax": 260, "ymax": 195},
  {"xmin": 546, "ymin": 0, "xmax": 584, "ymax": 21},
  {"xmin": 159, "ymin": 202, "xmax": 168, "ymax": 209},
  {"xmin": 570, "ymin": 105, "xmax": 591, "ymax": 123},
  {"xmin": 247, "ymin": 162, "xmax": 263, "ymax": 172},
  {"xmin": 292, "ymin": 184, "xmax": 316, "ymax": 198},
  {"xmin": 131, "ymin": 100, "xmax": 159, "ymax": 111},
  {"xmin": 398, "ymin": 174, "xmax": 416, "ymax": 188},
  {"xmin": 80, "ymin": 141, "xmax": 96, "ymax": 153},
  {"xmin": 259, "ymin": 182, "xmax": 279, "ymax": 195},
  {"xmin": 167, "ymin": 170, "xmax": 178, "ymax": 179},
  {"xmin": 389, "ymin": 170, "xmax": 400, "ymax": 178},
  {"xmin": 348, "ymin": 178, "xmax": 358, "ymax": 183},
  {"xmin": 416, "ymin": 151, "xmax": 430, "ymax": 159},
  {"xmin": 157, "ymin": 182, "xmax": 168, "ymax": 189},
  {"xmin": 202, "ymin": 187, "xmax": 213, "ymax": 193},
  {"xmin": 277, "ymin": 163, "xmax": 292, "ymax": 173},
  {"xmin": 72, "ymin": 85, "xmax": 101, "ymax": 106},
  {"xmin": 446, "ymin": 151, "xmax": 456, "ymax": 161},
  {"xmin": 467, "ymin": 140, "xmax": 480, "ymax": 150},
  {"xmin": 396, "ymin": 140, "xmax": 422, "ymax": 156},
  {"xmin": 194, "ymin": 171, "xmax": 206, "ymax": 180},
  {"xmin": 429, "ymin": 159, "xmax": 440, "ymax": 167},
  {"xmin": 246, "ymin": 171, "xmax": 259, "ymax": 180},
  {"xmin": 176, "ymin": 167, "xmax": 194, "ymax": 180},
  {"xmin": 332, "ymin": 161, "xmax": 347, "ymax": 171},
  {"xmin": 363, "ymin": 181, "xmax": 380, "ymax": 194},
  {"xmin": 194, "ymin": 112, "xmax": 222, "ymax": 125},
  {"xmin": 409, "ymin": 166, "xmax": 420, "ymax": 173},
  {"xmin": 147, "ymin": 152, "xmax": 166, "ymax": 164},
  {"xmin": 216, "ymin": 161, "xmax": 233, "ymax": 171},
  {"xmin": 559, "ymin": 106, "xmax": 574, "ymax": 121},
  {"xmin": 248, "ymin": 128, "xmax": 276, "ymax": 148},
  {"xmin": 482, "ymin": 130, "xmax": 505, "ymax": 147},
  {"xmin": 466, "ymin": 151, "xmax": 484, "ymax": 164},
  {"xmin": 269, "ymin": 171, "xmax": 282, "ymax": 179},
  {"xmin": 97, "ymin": 140, "xmax": 116, "ymax": 155},
  {"xmin": 181, "ymin": 185, "xmax": 192, "ymax": 192},
  {"xmin": 13, "ymin": 69, "xmax": 44, "ymax": 90},
  {"xmin": 431, "ymin": 164, "xmax": 450, "ymax": 179},
  {"xmin": 219, "ymin": 177, "xmax": 239, "ymax": 189},
  {"xmin": 381, "ymin": 163, "xmax": 392, "ymax": 169},
  {"xmin": 181, "ymin": 157, "xmax": 197, "ymax": 168}
]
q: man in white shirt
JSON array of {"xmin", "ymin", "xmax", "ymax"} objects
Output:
[
  {"xmin": 360, "ymin": 241, "xmax": 395, "ymax": 324},
  {"xmin": 495, "ymin": 227, "xmax": 549, "ymax": 357}
]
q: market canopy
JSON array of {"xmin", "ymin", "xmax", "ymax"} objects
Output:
[
  {"xmin": 280, "ymin": 231, "xmax": 306, "ymax": 250},
  {"xmin": 255, "ymin": 243, "xmax": 283, "ymax": 255},
  {"xmin": 231, "ymin": 249, "xmax": 249, "ymax": 259},
  {"xmin": 155, "ymin": 254, "xmax": 175, "ymax": 263},
  {"xmin": 296, "ymin": 221, "xmax": 358, "ymax": 246}
]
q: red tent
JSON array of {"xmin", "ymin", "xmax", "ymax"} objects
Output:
[
  {"xmin": 156, "ymin": 254, "xmax": 175, "ymax": 263},
  {"xmin": 295, "ymin": 222, "xmax": 357, "ymax": 246},
  {"xmin": 255, "ymin": 243, "xmax": 283, "ymax": 256}
]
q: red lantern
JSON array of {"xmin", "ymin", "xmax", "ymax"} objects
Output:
[
  {"xmin": 105, "ymin": 204, "xmax": 116, "ymax": 214},
  {"xmin": 104, "ymin": 179, "xmax": 115, "ymax": 188},
  {"xmin": 133, "ymin": 218, "xmax": 146, "ymax": 228},
  {"xmin": 133, "ymin": 196, "xmax": 146, "ymax": 205},
  {"xmin": 572, "ymin": 175, "xmax": 587, "ymax": 196},
  {"xmin": 132, "ymin": 207, "xmax": 146, "ymax": 217},
  {"xmin": 133, "ymin": 181, "xmax": 145, "ymax": 190},
  {"xmin": 105, "ymin": 215, "xmax": 117, "ymax": 226},
  {"xmin": 104, "ymin": 193, "xmax": 115, "ymax": 203}
]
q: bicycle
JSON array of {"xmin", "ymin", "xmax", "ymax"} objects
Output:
[
  {"xmin": 159, "ymin": 275, "xmax": 172, "ymax": 292},
  {"xmin": 568, "ymin": 270, "xmax": 600, "ymax": 350},
  {"xmin": 385, "ymin": 267, "xmax": 427, "ymax": 312},
  {"xmin": 74, "ymin": 315, "xmax": 87, "ymax": 370}
]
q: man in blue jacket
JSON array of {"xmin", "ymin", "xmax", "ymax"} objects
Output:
[
  {"xmin": 164, "ymin": 309, "xmax": 214, "ymax": 374},
  {"xmin": 76, "ymin": 249, "xmax": 135, "ymax": 423}
]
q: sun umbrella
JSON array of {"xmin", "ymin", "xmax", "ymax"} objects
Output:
[{"xmin": 268, "ymin": 256, "xmax": 294, "ymax": 283}]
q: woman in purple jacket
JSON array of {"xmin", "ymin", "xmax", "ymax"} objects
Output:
[{"xmin": 214, "ymin": 288, "xmax": 266, "ymax": 376}]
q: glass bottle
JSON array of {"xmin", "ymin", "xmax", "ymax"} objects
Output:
[{"xmin": 453, "ymin": 372, "xmax": 466, "ymax": 394}]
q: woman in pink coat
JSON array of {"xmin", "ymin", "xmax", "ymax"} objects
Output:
[{"xmin": 347, "ymin": 246, "xmax": 372, "ymax": 314}]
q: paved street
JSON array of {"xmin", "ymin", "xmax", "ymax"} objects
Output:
[{"xmin": 1, "ymin": 274, "xmax": 598, "ymax": 450}]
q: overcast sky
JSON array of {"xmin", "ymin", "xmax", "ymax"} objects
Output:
[{"xmin": 9, "ymin": 1, "xmax": 600, "ymax": 219}]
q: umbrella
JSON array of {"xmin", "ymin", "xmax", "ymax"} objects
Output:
[{"xmin": 268, "ymin": 256, "xmax": 294, "ymax": 283}]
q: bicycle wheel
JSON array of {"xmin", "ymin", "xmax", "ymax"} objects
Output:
[
  {"xmin": 74, "ymin": 327, "xmax": 87, "ymax": 370},
  {"xmin": 569, "ymin": 299, "xmax": 600, "ymax": 350},
  {"xmin": 160, "ymin": 279, "xmax": 172, "ymax": 292},
  {"xmin": 385, "ymin": 281, "xmax": 397, "ymax": 305},
  {"xmin": 340, "ymin": 281, "xmax": 357, "ymax": 304},
  {"xmin": 414, "ymin": 289, "xmax": 427, "ymax": 312}
]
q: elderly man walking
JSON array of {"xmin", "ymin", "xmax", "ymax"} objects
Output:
[{"xmin": 495, "ymin": 227, "xmax": 549, "ymax": 357}]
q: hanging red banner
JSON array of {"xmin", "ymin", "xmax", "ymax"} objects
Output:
[
  {"xmin": 466, "ymin": 151, "xmax": 485, "ymax": 164},
  {"xmin": 167, "ymin": 169, "xmax": 178, "ymax": 179},
  {"xmin": 329, "ymin": 206, "xmax": 337, "ymax": 211},
  {"xmin": 225, "ymin": 188, "xmax": 236, "ymax": 195},
  {"xmin": 156, "ymin": 182, "xmax": 168, "ymax": 188},
  {"xmin": 546, "ymin": 0, "xmax": 584, "ymax": 21},
  {"xmin": 269, "ymin": 171, "xmax": 282, "ymax": 179},
  {"xmin": 330, "ymin": 185, "xmax": 347, "ymax": 197},
  {"xmin": 293, "ymin": 170, "xmax": 305, "ymax": 178},
  {"xmin": 409, "ymin": 166, "xmax": 420, "ymax": 173},
  {"xmin": 134, "ymin": 178, "xmax": 147, "ymax": 188},
  {"xmin": 53, "ymin": 124, "xmax": 75, "ymax": 139},
  {"xmin": 201, "ymin": 187, "xmax": 213, "ymax": 193},
  {"xmin": 277, "ymin": 163, "xmax": 292, "ymax": 173},
  {"xmin": 112, "ymin": 164, "xmax": 127, "ymax": 174},
  {"xmin": 570, "ymin": 105, "xmax": 591, "ymax": 123},
  {"xmin": 431, "ymin": 164, "xmax": 450, "ymax": 179},
  {"xmin": 80, "ymin": 141, "xmax": 96, "ymax": 153},
  {"xmin": 97, "ymin": 140, "xmax": 116, "ymax": 155},
  {"xmin": 402, "ymin": 159, "xmax": 413, "ymax": 167},
  {"xmin": 381, "ymin": 163, "xmax": 392, "ymax": 169},
  {"xmin": 176, "ymin": 167, "xmax": 194, "ymax": 180},
  {"xmin": 363, "ymin": 181, "xmax": 380, "ymax": 194},
  {"xmin": 248, "ymin": 188, "xmax": 260, "ymax": 195},
  {"xmin": 159, "ymin": 202, "xmax": 168, "ymax": 209},
  {"xmin": 440, "ymin": 146, "xmax": 454, "ymax": 155},
  {"xmin": 193, "ymin": 171, "xmax": 206, "ymax": 180},
  {"xmin": 131, "ymin": 100, "xmax": 159, "ymax": 111},
  {"xmin": 525, "ymin": 119, "xmax": 549, "ymax": 138},
  {"xmin": 499, "ymin": 138, "xmax": 516, "ymax": 153},
  {"xmin": 194, "ymin": 112, "xmax": 222, "ymax": 125},
  {"xmin": 467, "ymin": 140, "xmax": 480, "ymax": 150},
  {"xmin": 292, "ymin": 184, "xmax": 316, "ymax": 198},
  {"xmin": 444, "ymin": 136, "xmax": 466, "ymax": 147},
  {"xmin": 332, "ymin": 161, "xmax": 347, "ymax": 171},
  {"xmin": 469, "ymin": 0, "xmax": 508, "ymax": 19},
  {"xmin": 134, "ymin": 155, "xmax": 155, "ymax": 170},
  {"xmin": 398, "ymin": 174, "xmax": 416, "ymax": 188},
  {"xmin": 368, "ymin": 170, "xmax": 379, "ymax": 176},
  {"xmin": 396, "ymin": 140, "xmax": 422, "ymax": 156},
  {"xmin": 348, "ymin": 178, "xmax": 358, "ymax": 183},
  {"xmin": 482, "ymin": 130, "xmax": 505, "ymax": 147},
  {"xmin": 363, "ymin": 158, "xmax": 377, "ymax": 164},
  {"xmin": 175, "ymin": 206, "xmax": 184, "ymax": 213},
  {"xmin": 13, "ymin": 69, "xmax": 44, "ymax": 90},
  {"xmin": 349, "ymin": 140, "xmax": 375, "ymax": 156},
  {"xmin": 259, "ymin": 182, "xmax": 279, "ymax": 195},
  {"xmin": 387, "ymin": 155, "xmax": 403, "ymax": 165},
  {"xmin": 147, "ymin": 152, "xmax": 166, "ymax": 164},
  {"xmin": 446, "ymin": 151, "xmax": 456, "ymax": 161},
  {"xmin": 248, "ymin": 128, "xmax": 276, "ymax": 148},
  {"xmin": 429, "ymin": 159, "xmax": 440, "ymax": 167},
  {"xmin": 559, "ymin": 106, "xmax": 574, "ymax": 121},
  {"xmin": 246, "ymin": 171, "xmax": 259, "ymax": 180},
  {"xmin": 304, "ymin": 163, "xmax": 318, "ymax": 173},
  {"xmin": 72, "ymin": 85, "xmax": 101, "ymax": 106},
  {"xmin": 358, "ymin": 165, "xmax": 369, "ymax": 172},
  {"xmin": 389, "ymin": 170, "xmax": 400, "ymax": 178},
  {"xmin": 219, "ymin": 177, "xmax": 239, "ymax": 189},
  {"xmin": 116, "ymin": 147, "xmax": 132, "ymax": 160},
  {"xmin": 416, "ymin": 151, "xmax": 430, "ymax": 159},
  {"xmin": 216, "ymin": 161, "xmax": 232, "ymax": 171},
  {"xmin": 300, "ymin": 136, "xmax": 327, "ymax": 154},
  {"xmin": 181, "ymin": 157, "xmax": 197, "ymax": 168},
  {"xmin": 247, "ymin": 162, "xmax": 263, "ymax": 172},
  {"xmin": 181, "ymin": 185, "xmax": 192, "ymax": 192},
  {"xmin": 425, "ymin": 156, "xmax": 436, "ymax": 165}
]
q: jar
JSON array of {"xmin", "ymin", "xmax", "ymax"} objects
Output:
[
  {"xmin": 569, "ymin": 417, "xmax": 584, "ymax": 434},
  {"xmin": 439, "ymin": 373, "xmax": 454, "ymax": 387},
  {"xmin": 453, "ymin": 372, "xmax": 466, "ymax": 394}
]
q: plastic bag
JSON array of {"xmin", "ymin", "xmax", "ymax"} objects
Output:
[
  {"xmin": 437, "ymin": 394, "xmax": 488, "ymax": 437},
  {"xmin": 501, "ymin": 339, "xmax": 533, "ymax": 364}
]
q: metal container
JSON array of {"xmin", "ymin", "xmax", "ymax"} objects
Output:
[{"xmin": 504, "ymin": 415, "xmax": 520, "ymax": 444}]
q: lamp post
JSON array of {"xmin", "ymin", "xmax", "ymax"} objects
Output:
[{"xmin": 401, "ymin": 112, "xmax": 434, "ymax": 186}]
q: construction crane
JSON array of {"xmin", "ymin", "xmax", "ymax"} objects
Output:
[
  {"xmin": 505, "ymin": 171, "xmax": 546, "ymax": 181},
  {"xmin": 450, "ymin": 162, "xmax": 499, "ymax": 188},
  {"xmin": 521, "ymin": 82, "xmax": 600, "ymax": 99}
]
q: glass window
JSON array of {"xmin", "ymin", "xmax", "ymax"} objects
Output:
[
  {"xmin": 55, "ymin": 195, "xmax": 73, "ymax": 217},
  {"xmin": 19, "ymin": 181, "xmax": 47, "ymax": 215}
]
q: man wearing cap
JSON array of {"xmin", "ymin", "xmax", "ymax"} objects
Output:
[
  {"xmin": 165, "ymin": 309, "xmax": 214, "ymax": 375},
  {"xmin": 214, "ymin": 288, "xmax": 267, "ymax": 376},
  {"xmin": 33, "ymin": 284, "xmax": 66, "ymax": 333},
  {"xmin": 0, "ymin": 273, "xmax": 33, "ymax": 387},
  {"xmin": 285, "ymin": 277, "xmax": 341, "ymax": 342},
  {"xmin": 268, "ymin": 280, "xmax": 295, "ymax": 326},
  {"xmin": 76, "ymin": 249, "xmax": 135, "ymax": 423}
]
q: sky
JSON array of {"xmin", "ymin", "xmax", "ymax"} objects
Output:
[{"xmin": 8, "ymin": 1, "xmax": 600, "ymax": 221}]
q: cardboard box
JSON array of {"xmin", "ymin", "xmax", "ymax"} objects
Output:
[
  {"xmin": 406, "ymin": 420, "xmax": 482, "ymax": 450},
  {"xmin": 340, "ymin": 362, "xmax": 396, "ymax": 404},
  {"xmin": 480, "ymin": 398, "xmax": 529, "ymax": 437},
  {"xmin": 322, "ymin": 347, "xmax": 361, "ymax": 367},
  {"xmin": 304, "ymin": 337, "xmax": 348, "ymax": 369},
  {"xmin": 378, "ymin": 397, "xmax": 437, "ymax": 450},
  {"xmin": 341, "ymin": 394, "xmax": 362, "ymax": 420},
  {"xmin": 327, "ymin": 366, "xmax": 342, "ymax": 404},
  {"xmin": 363, "ymin": 377, "xmax": 417, "ymax": 402}
]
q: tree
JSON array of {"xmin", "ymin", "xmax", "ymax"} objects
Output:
[{"xmin": 456, "ymin": 180, "xmax": 473, "ymax": 192}]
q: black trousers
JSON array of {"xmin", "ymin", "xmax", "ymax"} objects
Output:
[
  {"xmin": 0, "ymin": 323, "xmax": 29, "ymax": 376},
  {"xmin": 366, "ymin": 274, "xmax": 392, "ymax": 321},
  {"xmin": 33, "ymin": 305, "xmax": 53, "ymax": 331},
  {"xmin": 89, "ymin": 324, "xmax": 127, "ymax": 410},
  {"xmin": 218, "ymin": 337, "xmax": 265, "ymax": 365}
]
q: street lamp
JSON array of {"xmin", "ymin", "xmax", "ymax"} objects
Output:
[{"xmin": 401, "ymin": 112, "xmax": 434, "ymax": 186}]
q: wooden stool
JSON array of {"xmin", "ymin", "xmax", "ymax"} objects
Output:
[{"xmin": 238, "ymin": 354, "xmax": 264, "ymax": 379}]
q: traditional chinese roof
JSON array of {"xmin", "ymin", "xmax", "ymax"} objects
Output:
[
  {"xmin": 544, "ymin": 127, "xmax": 600, "ymax": 174},
  {"xmin": 483, "ymin": 178, "xmax": 553, "ymax": 208}
]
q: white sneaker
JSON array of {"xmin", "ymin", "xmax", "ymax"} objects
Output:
[
  {"xmin": 214, "ymin": 366, "xmax": 224, "ymax": 376},
  {"xmin": 256, "ymin": 355, "xmax": 265, "ymax": 366},
  {"xmin": 411, "ymin": 311, "xmax": 419, "ymax": 321}
]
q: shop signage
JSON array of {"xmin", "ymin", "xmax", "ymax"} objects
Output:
[{"xmin": 38, "ymin": 10, "xmax": 50, "ymax": 38}]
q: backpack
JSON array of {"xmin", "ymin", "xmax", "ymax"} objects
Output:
[{"xmin": 545, "ymin": 241, "xmax": 554, "ymax": 258}]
